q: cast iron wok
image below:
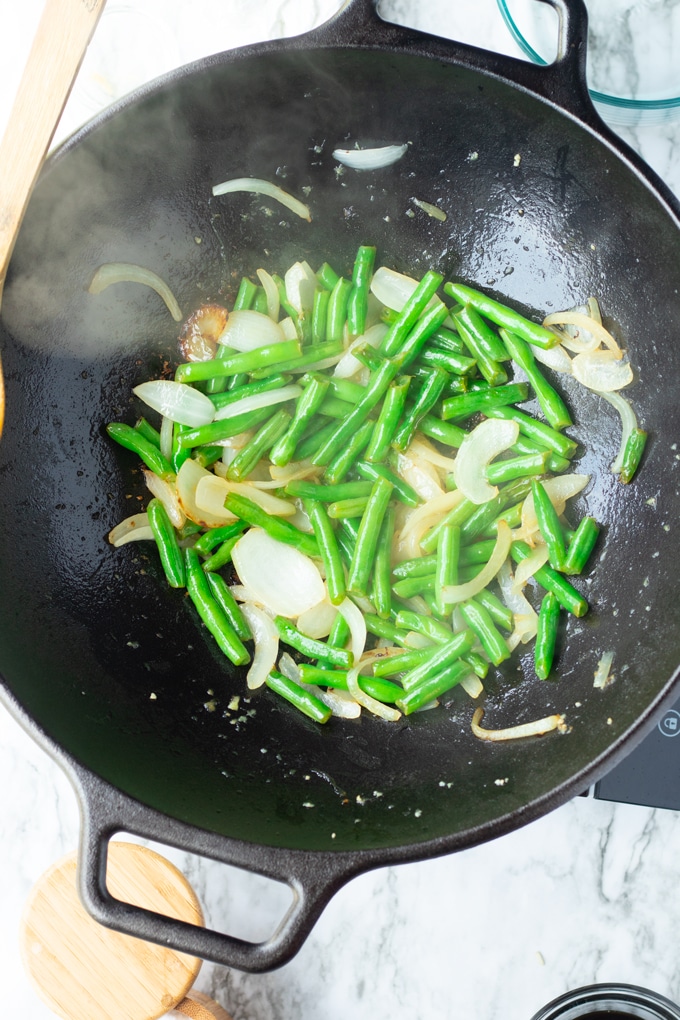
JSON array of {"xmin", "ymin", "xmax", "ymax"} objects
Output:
[{"xmin": 1, "ymin": 0, "xmax": 679, "ymax": 972}]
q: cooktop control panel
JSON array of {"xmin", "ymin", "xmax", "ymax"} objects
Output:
[{"xmin": 593, "ymin": 696, "xmax": 680, "ymax": 811}]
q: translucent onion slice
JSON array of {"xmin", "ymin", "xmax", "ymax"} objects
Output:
[
  {"xmin": 279, "ymin": 652, "xmax": 361, "ymax": 719},
  {"xmin": 594, "ymin": 650, "xmax": 615, "ymax": 689},
  {"xmin": 195, "ymin": 475, "xmax": 296, "ymax": 518},
  {"xmin": 142, "ymin": 469, "xmax": 185, "ymax": 529},
  {"xmin": 520, "ymin": 474, "xmax": 590, "ymax": 536},
  {"xmin": 543, "ymin": 310, "xmax": 623, "ymax": 358},
  {"xmin": 533, "ymin": 342, "xmax": 573, "ymax": 375},
  {"xmin": 601, "ymin": 391, "xmax": 638, "ymax": 474},
  {"xmin": 370, "ymin": 266, "xmax": 443, "ymax": 313},
  {"xmin": 397, "ymin": 452, "xmax": 444, "ymax": 502},
  {"xmin": 497, "ymin": 560, "xmax": 538, "ymax": 623},
  {"xmin": 240, "ymin": 603, "xmax": 279, "ymax": 690},
  {"xmin": 332, "ymin": 143, "xmax": 408, "ymax": 171},
  {"xmin": 572, "ymin": 350, "xmax": 633, "ymax": 392},
  {"xmin": 412, "ymin": 198, "xmax": 447, "ymax": 221},
  {"xmin": 212, "ymin": 177, "xmax": 312, "ymax": 221},
  {"xmin": 176, "ymin": 458, "xmax": 235, "ymax": 528},
  {"xmin": 256, "ymin": 268, "xmax": 280, "ymax": 321},
  {"xmin": 397, "ymin": 488, "xmax": 465, "ymax": 560},
  {"xmin": 512, "ymin": 543, "xmax": 549, "ymax": 592},
  {"xmin": 347, "ymin": 658, "xmax": 401, "ymax": 722},
  {"xmin": 232, "ymin": 527, "xmax": 325, "ymax": 617},
  {"xmin": 160, "ymin": 415, "xmax": 173, "ymax": 460},
  {"xmin": 213, "ymin": 384, "xmax": 302, "ymax": 421},
  {"xmin": 407, "ymin": 437, "xmax": 458, "ymax": 473},
  {"xmin": 442, "ymin": 520, "xmax": 512, "ymax": 605},
  {"xmin": 505, "ymin": 612, "xmax": 539, "ymax": 652},
  {"xmin": 133, "ymin": 379, "xmax": 216, "ymax": 427},
  {"xmin": 453, "ymin": 418, "xmax": 519, "ymax": 504},
  {"xmin": 284, "ymin": 261, "xmax": 317, "ymax": 317},
  {"xmin": 108, "ymin": 513, "xmax": 153, "ymax": 546},
  {"xmin": 268, "ymin": 458, "xmax": 319, "ymax": 484},
  {"xmin": 471, "ymin": 707, "xmax": 567, "ymax": 741},
  {"xmin": 217, "ymin": 309, "xmax": 286, "ymax": 351},
  {"xmin": 297, "ymin": 597, "xmax": 338, "ymax": 639},
  {"xmin": 333, "ymin": 322, "xmax": 388, "ymax": 379},
  {"xmin": 88, "ymin": 262, "xmax": 182, "ymax": 321},
  {"xmin": 337, "ymin": 597, "xmax": 367, "ymax": 665},
  {"xmin": 460, "ymin": 673, "xmax": 484, "ymax": 699}
]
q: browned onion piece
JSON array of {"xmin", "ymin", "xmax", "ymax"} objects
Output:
[
  {"xmin": 179, "ymin": 303, "xmax": 229, "ymax": 362},
  {"xmin": 471, "ymin": 706, "xmax": 567, "ymax": 741}
]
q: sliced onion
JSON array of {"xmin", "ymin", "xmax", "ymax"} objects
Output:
[
  {"xmin": 88, "ymin": 262, "xmax": 182, "ymax": 321},
  {"xmin": 279, "ymin": 317, "xmax": 299, "ymax": 341},
  {"xmin": 240, "ymin": 603, "xmax": 278, "ymax": 690},
  {"xmin": 460, "ymin": 673, "xmax": 484, "ymax": 699},
  {"xmin": 142, "ymin": 469, "xmax": 185, "ymax": 529},
  {"xmin": 594, "ymin": 650, "xmax": 615, "ymax": 689},
  {"xmin": 512, "ymin": 543, "xmax": 549, "ymax": 592},
  {"xmin": 217, "ymin": 309, "xmax": 286, "ymax": 351},
  {"xmin": 520, "ymin": 474, "xmax": 590, "ymax": 536},
  {"xmin": 333, "ymin": 322, "xmax": 388, "ymax": 379},
  {"xmin": 256, "ymin": 268, "xmax": 280, "ymax": 321},
  {"xmin": 572, "ymin": 350, "xmax": 633, "ymax": 392},
  {"xmin": 442, "ymin": 520, "xmax": 512, "ymax": 605},
  {"xmin": 337, "ymin": 597, "xmax": 367, "ymax": 665},
  {"xmin": 601, "ymin": 391, "xmax": 638, "ymax": 474},
  {"xmin": 543, "ymin": 310, "xmax": 623, "ymax": 357},
  {"xmin": 284, "ymin": 261, "xmax": 317, "ymax": 317},
  {"xmin": 213, "ymin": 384, "xmax": 302, "ymax": 421},
  {"xmin": 278, "ymin": 651, "xmax": 361, "ymax": 718},
  {"xmin": 347, "ymin": 658, "xmax": 401, "ymax": 721},
  {"xmin": 332, "ymin": 143, "xmax": 408, "ymax": 171},
  {"xmin": 176, "ymin": 458, "xmax": 234, "ymax": 528},
  {"xmin": 407, "ymin": 437, "xmax": 457, "ymax": 473},
  {"xmin": 533, "ymin": 342, "xmax": 573, "ymax": 375},
  {"xmin": 108, "ymin": 513, "xmax": 153, "ymax": 546},
  {"xmin": 133, "ymin": 379, "xmax": 215, "ymax": 427},
  {"xmin": 297, "ymin": 598, "xmax": 338, "ymax": 639},
  {"xmin": 179, "ymin": 303, "xmax": 228, "ymax": 362},
  {"xmin": 497, "ymin": 560, "xmax": 537, "ymax": 619},
  {"xmin": 471, "ymin": 706, "xmax": 567, "ymax": 741},
  {"xmin": 370, "ymin": 266, "xmax": 442, "ymax": 314},
  {"xmin": 505, "ymin": 612, "xmax": 539, "ymax": 652},
  {"xmin": 397, "ymin": 452, "xmax": 444, "ymax": 502},
  {"xmin": 268, "ymin": 458, "xmax": 320, "ymax": 484},
  {"xmin": 195, "ymin": 475, "xmax": 296, "ymax": 519},
  {"xmin": 160, "ymin": 415, "xmax": 174, "ymax": 460},
  {"xmin": 212, "ymin": 177, "xmax": 311, "ymax": 221},
  {"xmin": 232, "ymin": 527, "xmax": 325, "ymax": 617},
  {"xmin": 412, "ymin": 197, "xmax": 447, "ymax": 221},
  {"xmin": 453, "ymin": 418, "xmax": 519, "ymax": 504},
  {"xmin": 397, "ymin": 488, "xmax": 465, "ymax": 559}
]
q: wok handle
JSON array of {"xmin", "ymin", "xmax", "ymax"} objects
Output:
[
  {"xmin": 73, "ymin": 766, "xmax": 362, "ymax": 973},
  {"xmin": 313, "ymin": 0, "xmax": 596, "ymax": 127}
]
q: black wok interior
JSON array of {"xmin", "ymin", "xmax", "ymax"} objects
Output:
[{"xmin": 1, "ymin": 45, "xmax": 679, "ymax": 856}]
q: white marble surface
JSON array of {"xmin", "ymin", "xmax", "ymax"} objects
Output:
[{"xmin": 2, "ymin": 2, "xmax": 680, "ymax": 1018}]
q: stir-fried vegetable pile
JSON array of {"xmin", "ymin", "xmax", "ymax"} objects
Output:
[{"xmin": 103, "ymin": 246, "xmax": 646, "ymax": 734}]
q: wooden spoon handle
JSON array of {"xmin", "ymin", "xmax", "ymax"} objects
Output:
[{"xmin": 0, "ymin": 0, "xmax": 106, "ymax": 294}]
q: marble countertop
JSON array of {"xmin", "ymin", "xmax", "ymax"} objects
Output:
[{"xmin": 2, "ymin": 2, "xmax": 680, "ymax": 1018}]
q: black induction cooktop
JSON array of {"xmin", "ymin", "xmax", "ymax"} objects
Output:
[{"xmin": 591, "ymin": 695, "xmax": 680, "ymax": 810}]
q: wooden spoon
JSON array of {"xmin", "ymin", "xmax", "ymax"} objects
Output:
[{"xmin": 0, "ymin": 0, "xmax": 107, "ymax": 437}]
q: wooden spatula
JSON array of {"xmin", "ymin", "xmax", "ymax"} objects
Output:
[{"xmin": 0, "ymin": 0, "xmax": 107, "ymax": 437}]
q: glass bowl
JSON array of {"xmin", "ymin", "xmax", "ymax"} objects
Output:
[
  {"xmin": 529, "ymin": 983, "xmax": 680, "ymax": 1020},
  {"xmin": 496, "ymin": 0, "xmax": 680, "ymax": 125}
]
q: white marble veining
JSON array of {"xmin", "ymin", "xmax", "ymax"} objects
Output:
[{"xmin": 2, "ymin": 2, "xmax": 680, "ymax": 1018}]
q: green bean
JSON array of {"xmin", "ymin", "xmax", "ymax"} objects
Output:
[
  {"xmin": 355, "ymin": 460, "xmax": 419, "ymax": 507},
  {"xmin": 420, "ymin": 497, "xmax": 477, "ymax": 554},
  {"xmin": 347, "ymin": 476, "xmax": 394, "ymax": 596},
  {"xmin": 177, "ymin": 406, "xmax": 274, "ymax": 449},
  {"xmin": 499, "ymin": 328, "xmax": 572, "ymax": 430},
  {"xmin": 460, "ymin": 599, "xmax": 511, "ymax": 666},
  {"xmin": 325, "ymin": 610, "xmax": 351, "ymax": 651},
  {"xmin": 391, "ymin": 574, "xmax": 436, "ymax": 599},
  {"xmin": 297, "ymin": 664, "xmax": 401, "ymax": 704},
  {"xmin": 171, "ymin": 423, "xmax": 193, "ymax": 473},
  {"xmin": 371, "ymin": 505, "xmax": 395, "ymax": 619},
  {"xmin": 295, "ymin": 419, "xmax": 339, "ymax": 461},
  {"xmin": 287, "ymin": 480, "xmax": 373, "ymax": 502},
  {"xmin": 147, "ymin": 498, "xmax": 186, "ymax": 588},
  {"xmin": 443, "ymin": 283, "xmax": 558, "ymax": 350},
  {"xmin": 201, "ymin": 533, "xmax": 243, "ymax": 572},
  {"xmin": 312, "ymin": 288, "xmax": 330, "ymax": 343},
  {"xmin": 441, "ymin": 382, "xmax": 530, "ymax": 421},
  {"xmin": 347, "ymin": 245, "xmax": 376, "ymax": 337},
  {"xmin": 392, "ymin": 302, "xmax": 450, "ymax": 368},
  {"xmin": 364, "ymin": 377, "xmax": 411, "ymax": 463},
  {"xmin": 270, "ymin": 373, "xmax": 330, "ymax": 466},
  {"xmin": 304, "ymin": 499, "xmax": 346, "ymax": 605},
  {"xmin": 392, "ymin": 554, "xmax": 438, "ymax": 580},
  {"xmin": 396, "ymin": 659, "xmax": 471, "ymax": 715},
  {"xmin": 511, "ymin": 540, "xmax": 588, "ymax": 617},
  {"xmin": 327, "ymin": 496, "xmax": 370, "ymax": 519},
  {"xmin": 250, "ymin": 339, "xmax": 345, "ymax": 379},
  {"xmin": 106, "ymin": 422, "xmax": 175, "ymax": 480},
  {"xmin": 274, "ymin": 617, "xmax": 353, "ymax": 668},
  {"xmin": 193, "ymin": 520, "xmax": 248, "ymax": 555},
  {"xmin": 462, "ymin": 651, "xmax": 489, "ymax": 679},
  {"xmin": 416, "ymin": 347, "xmax": 477, "ymax": 376},
  {"xmin": 436, "ymin": 523, "xmax": 460, "ymax": 612},
  {"xmin": 226, "ymin": 408, "xmax": 291, "ymax": 481},
  {"xmin": 454, "ymin": 308, "xmax": 509, "ymax": 386},
  {"xmin": 471, "ymin": 589, "xmax": 514, "ymax": 632},
  {"xmin": 184, "ymin": 548, "xmax": 250, "ymax": 665},
  {"xmin": 323, "ymin": 419, "xmax": 375, "ymax": 484},
  {"xmin": 316, "ymin": 262, "xmax": 340, "ymax": 291},
  {"xmin": 326, "ymin": 276, "xmax": 353, "ymax": 344},
  {"xmin": 460, "ymin": 478, "xmax": 533, "ymax": 542},
  {"xmin": 318, "ymin": 395, "xmax": 357, "ymax": 419},
  {"xmin": 209, "ymin": 373, "xmax": 292, "ymax": 410},
  {"xmin": 223, "ymin": 492, "xmax": 320, "ymax": 558},
  {"xmin": 363, "ymin": 613, "xmax": 412, "ymax": 647},
  {"xmin": 430, "ymin": 326, "xmax": 467, "ymax": 354},
  {"xmin": 379, "ymin": 271, "xmax": 444, "ymax": 356},
  {"xmin": 372, "ymin": 647, "xmax": 431, "ymax": 678},
  {"xmin": 620, "ymin": 428, "xmax": 648, "ymax": 483},
  {"xmin": 175, "ymin": 339, "xmax": 301, "ymax": 383},
  {"xmin": 534, "ymin": 592, "xmax": 561, "ymax": 679},
  {"xmin": 233, "ymin": 276, "xmax": 257, "ymax": 310},
  {"xmin": 399, "ymin": 629, "xmax": 476, "ymax": 692},
  {"xmin": 265, "ymin": 670, "xmax": 332, "ymax": 724},
  {"xmin": 312, "ymin": 357, "xmax": 397, "ymax": 466},
  {"xmin": 485, "ymin": 405, "xmax": 578, "ymax": 459},
  {"xmin": 134, "ymin": 416, "xmax": 161, "ymax": 449},
  {"xmin": 205, "ymin": 570, "xmax": 252, "ymax": 641},
  {"xmin": 327, "ymin": 377, "xmax": 366, "ymax": 404},
  {"xmin": 485, "ymin": 451, "xmax": 548, "ymax": 485},
  {"xmin": 393, "ymin": 609, "xmax": 452, "ymax": 645},
  {"xmin": 418, "ymin": 414, "xmax": 466, "ymax": 449},
  {"xmin": 252, "ymin": 286, "xmax": 269, "ymax": 315},
  {"xmin": 392, "ymin": 367, "xmax": 449, "ymax": 452},
  {"xmin": 531, "ymin": 479, "xmax": 568, "ymax": 571},
  {"xmin": 563, "ymin": 516, "xmax": 600, "ymax": 575},
  {"xmin": 193, "ymin": 445, "xmax": 224, "ymax": 469}
]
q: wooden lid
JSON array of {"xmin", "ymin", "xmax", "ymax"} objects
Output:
[{"xmin": 19, "ymin": 841, "xmax": 227, "ymax": 1020}]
